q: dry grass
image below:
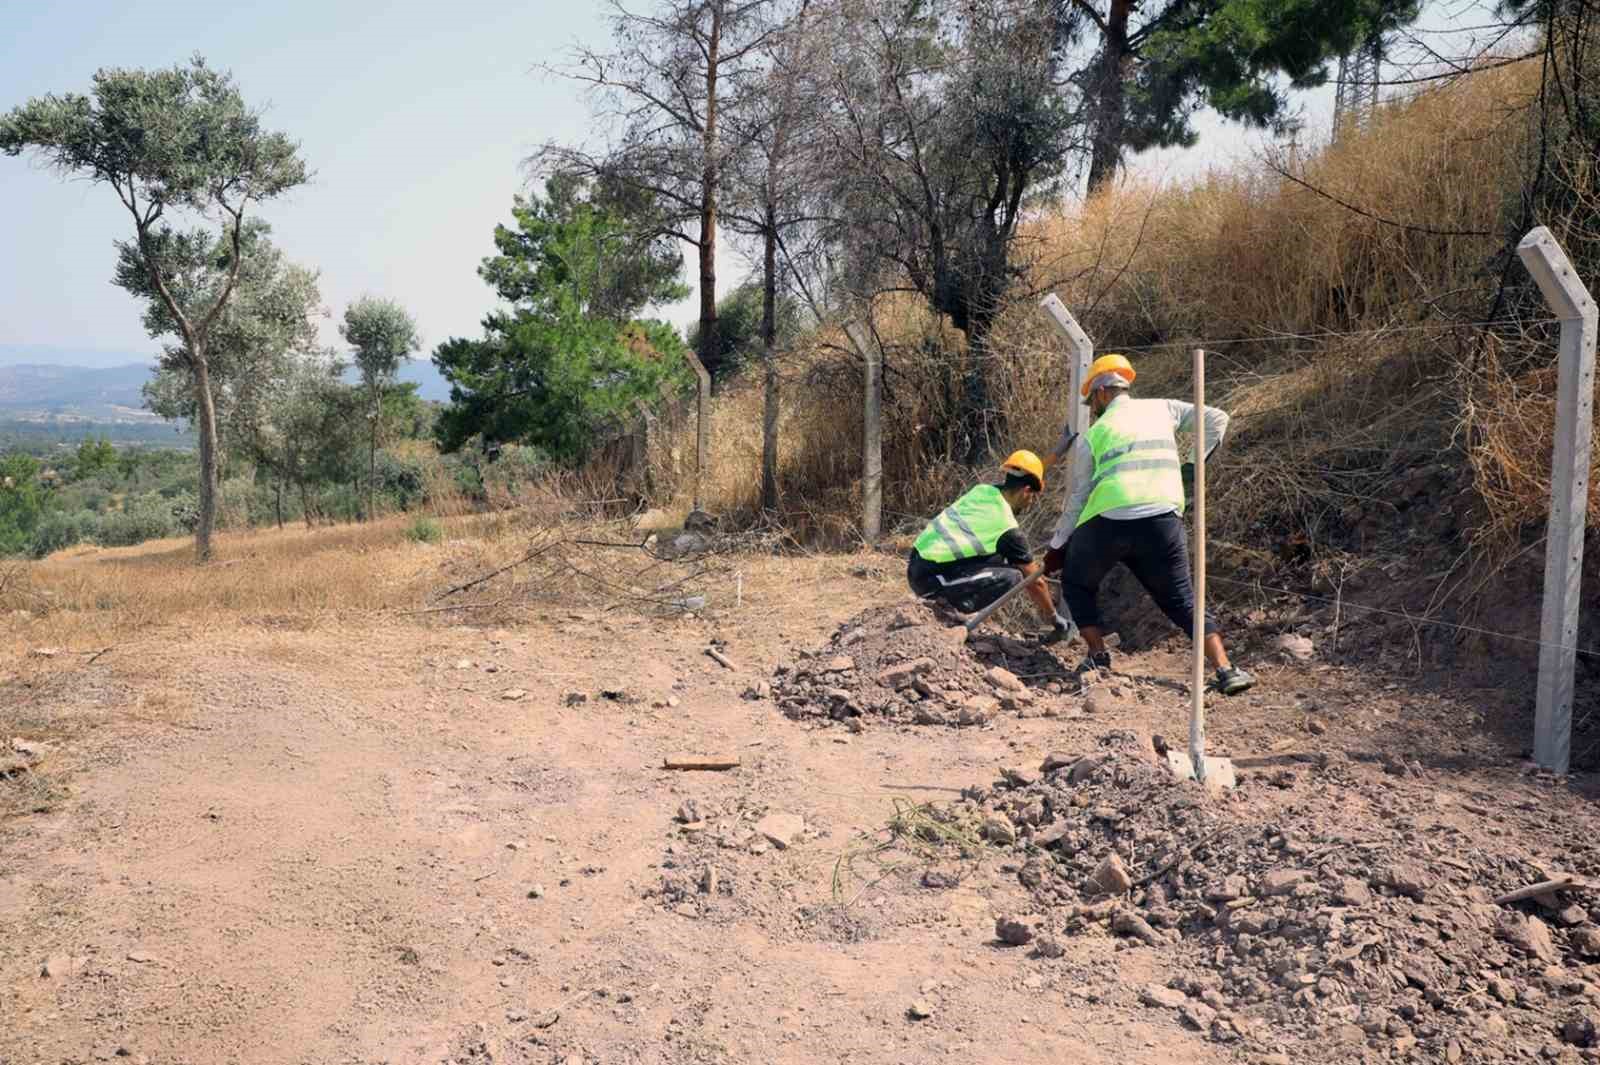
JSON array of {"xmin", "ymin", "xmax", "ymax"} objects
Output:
[{"xmin": 623, "ymin": 55, "xmax": 1566, "ymax": 617}]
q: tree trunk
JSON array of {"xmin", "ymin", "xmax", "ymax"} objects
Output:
[
  {"xmin": 1086, "ymin": 0, "xmax": 1136, "ymax": 194},
  {"xmin": 700, "ymin": 3, "xmax": 722, "ymax": 381},
  {"xmin": 690, "ymin": 0, "xmax": 723, "ymax": 510},
  {"xmin": 300, "ymin": 479, "xmax": 313, "ymax": 530},
  {"xmin": 368, "ymin": 400, "xmax": 378, "ymax": 524},
  {"xmin": 191, "ymin": 353, "xmax": 221, "ymax": 561},
  {"xmin": 274, "ymin": 482, "xmax": 284, "ymax": 530},
  {"xmin": 760, "ymin": 208, "xmax": 779, "ymax": 512}
]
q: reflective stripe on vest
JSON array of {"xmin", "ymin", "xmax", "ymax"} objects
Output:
[
  {"xmin": 1076, "ymin": 396, "xmax": 1185, "ymax": 528},
  {"xmin": 913, "ymin": 484, "xmax": 1018, "ymax": 563}
]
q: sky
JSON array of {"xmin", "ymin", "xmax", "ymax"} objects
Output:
[{"xmin": 0, "ymin": 0, "xmax": 1516, "ymax": 368}]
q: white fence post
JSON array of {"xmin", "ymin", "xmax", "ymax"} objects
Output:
[
  {"xmin": 1038, "ymin": 294, "xmax": 1094, "ymax": 437},
  {"xmin": 1517, "ymin": 226, "xmax": 1598, "ymax": 775},
  {"xmin": 843, "ymin": 322, "xmax": 883, "ymax": 541},
  {"xmin": 1191, "ymin": 347, "xmax": 1209, "ymax": 783}
]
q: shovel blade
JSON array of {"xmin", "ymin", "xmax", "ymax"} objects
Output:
[{"xmin": 1165, "ymin": 750, "xmax": 1237, "ymax": 791}]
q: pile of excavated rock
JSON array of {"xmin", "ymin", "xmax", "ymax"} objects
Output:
[
  {"xmin": 755, "ymin": 602, "xmax": 1080, "ymax": 727},
  {"xmin": 965, "ymin": 731, "xmax": 1600, "ymax": 1063}
]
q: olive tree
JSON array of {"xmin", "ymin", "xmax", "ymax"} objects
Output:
[
  {"xmin": 340, "ymin": 297, "xmax": 420, "ymax": 521},
  {"xmin": 0, "ymin": 55, "xmax": 308, "ymax": 559}
]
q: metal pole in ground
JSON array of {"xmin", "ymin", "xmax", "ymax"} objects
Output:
[
  {"xmin": 1517, "ymin": 226, "xmax": 1598, "ymax": 775},
  {"xmin": 1191, "ymin": 347, "xmax": 1208, "ymax": 784}
]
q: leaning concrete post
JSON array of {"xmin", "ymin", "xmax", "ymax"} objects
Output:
[
  {"xmin": 1038, "ymin": 294, "xmax": 1094, "ymax": 436},
  {"xmin": 1518, "ymin": 226, "xmax": 1598, "ymax": 775}
]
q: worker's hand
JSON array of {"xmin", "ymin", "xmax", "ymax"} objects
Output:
[{"xmin": 1043, "ymin": 544, "xmax": 1065, "ymax": 576}]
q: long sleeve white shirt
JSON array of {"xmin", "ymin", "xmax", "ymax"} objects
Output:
[{"xmin": 1048, "ymin": 395, "xmax": 1230, "ymax": 550}]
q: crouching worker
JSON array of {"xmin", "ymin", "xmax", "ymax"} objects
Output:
[
  {"xmin": 907, "ymin": 450, "xmax": 1074, "ymax": 643},
  {"xmin": 1043, "ymin": 354, "xmax": 1255, "ymax": 695}
]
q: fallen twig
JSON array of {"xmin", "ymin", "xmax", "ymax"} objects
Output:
[
  {"xmin": 400, "ymin": 600, "xmax": 509, "ymax": 616},
  {"xmin": 435, "ymin": 536, "xmax": 561, "ymax": 600},
  {"xmin": 705, "ymin": 647, "xmax": 736, "ymax": 670}
]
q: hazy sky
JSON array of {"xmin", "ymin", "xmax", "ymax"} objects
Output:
[{"xmin": 0, "ymin": 0, "xmax": 1513, "ymax": 366}]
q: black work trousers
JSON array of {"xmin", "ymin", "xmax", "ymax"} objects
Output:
[
  {"xmin": 1061, "ymin": 512, "xmax": 1217, "ymax": 637},
  {"xmin": 906, "ymin": 552, "xmax": 1022, "ymax": 614}
]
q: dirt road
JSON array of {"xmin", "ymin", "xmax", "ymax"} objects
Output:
[
  {"xmin": 2, "ymin": 568, "xmax": 1234, "ymax": 1065},
  {"xmin": 6, "ymin": 553, "xmax": 1598, "ymax": 1065}
]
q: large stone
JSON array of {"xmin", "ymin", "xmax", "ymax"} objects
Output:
[
  {"xmin": 1563, "ymin": 1010, "xmax": 1600, "ymax": 1047},
  {"xmin": 1141, "ymin": 985, "xmax": 1189, "ymax": 1009},
  {"xmin": 1205, "ymin": 875, "xmax": 1249, "ymax": 903},
  {"xmin": 1380, "ymin": 863, "xmax": 1429, "ymax": 900},
  {"xmin": 754, "ymin": 812, "xmax": 806, "ymax": 850},
  {"xmin": 995, "ymin": 915, "xmax": 1036, "ymax": 946},
  {"xmin": 824, "ymin": 655, "xmax": 856, "ymax": 673},
  {"xmin": 1274, "ymin": 633, "xmax": 1315, "ymax": 662},
  {"xmin": 1033, "ymin": 935, "xmax": 1066, "ymax": 959},
  {"xmin": 1040, "ymin": 752, "xmax": 1075, "ymax": 774},
  {"xmin": 1088, "ymin": 853, "xmax": 1133, "ymax": 896},
  {"xmin": 1068, "ymin": 755, "xmax": 1108, "ymax": 786},
  {"xmin": 877, "ymin": 658, "xmax": 935, "ymax": 691},
  {"xmin": 1497, "ymin": 912, "xmax": 1558, "ymax": 962},
  {"xmin": 986, "ymin": 666, "xmax": 1025, "ymax": 693},
  {"xmin": 907, "ymin": 999, "xmax": 935, "ymax": 1021},
  {"xmin": 1258, "ymin": 869, "xmax": 1311, "ymax": 897},
  {"xmin": 982, "ymin": 818, "xmax": 1017, "ymax": 846},
  {"xmin": 1572, "ymin": 925, "xmax": 1600, "ymax": 957},
  {"xmin": 1112, "ymin": 909, "xmax": 1162, "ymax": 946},
  {"xmin": 1335, "ymin": 877, "xmax": 1373, "ymax": 907}
]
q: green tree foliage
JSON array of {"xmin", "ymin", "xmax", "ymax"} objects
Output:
[
  {"xmin": 0, "ymin": 55, "xmax": 309, "ymax": 559},
  {"xmin": 434, "ymin": 176, "xmax": 691, "ymax": 461},
  {"xmin": 1070, "ymin": 0, "xmax": 1423, "ymax": 190},
  {"xmin": 341, "ymin": 296, "xmax": 420, "ymax": 519},
  {"xmin": 0, "ymin": 454, "xmax": 45, "ymax": 556},
  {"xmin": 242, "ymin": 354, "xmax": 365, "ymax": 528},
  {"xmin": 480, "ymin": 172, "xmax": 687, "ymax": 321},
  {"xmin": 72, "ymin": 438, "xmax": 118, "ymax": 480},
  {"xmin": 821, "ymin": 0, "xmax": 1078, "ymax": 453},
  {"xmin": 137, "ymin": 224, "xmax": 326, "ymax": 459},
  {"xmin": 687, "ymin": 281, "xmax": 800, "ymax": 375}
]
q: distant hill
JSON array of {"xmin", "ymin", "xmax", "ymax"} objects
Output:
[
  {"xmin": 0, "ymin": 363, "xmax": 156, "ymax": 420},
  {"xmin": 0, "ymin": 357, "xmax": 452, "ymax": 423}
]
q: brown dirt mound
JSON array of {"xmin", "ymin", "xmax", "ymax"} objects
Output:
[
  {"xmin": 761, "ymin": 601, "xmax": 1081, "ymax": 727},
  {"xmin": 965, "ymin": 732, "xmax": 1600, "ymax": 1063}
]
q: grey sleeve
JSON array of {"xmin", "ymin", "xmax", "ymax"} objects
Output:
[
  {"xmin": 1048, "ymin": 436, "xmax": 1095, "ymax": 549},
  {"xmin": 1166, "ymin": 399, "xmax": 1230, "ymax": 462}
]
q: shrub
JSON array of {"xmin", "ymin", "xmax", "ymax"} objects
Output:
[
  {"xmin": 403, "ymin": 516, "xmax": 443, "ymax": 544},
  {"xmin": 28, "ymin": 510, "xmax": 92, "ymax": 558},
  {"xmin": 95, "ymin": 494, "xmax": 178, "ymax": 547}
]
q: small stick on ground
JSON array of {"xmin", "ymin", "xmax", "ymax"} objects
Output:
[
  {"xmin": 705, "ymin": 647, "xmax": 736, "ymax": 670},
  {"xmin": 663, "ymin": 754, "xmax": 741, "ymax": 771}
]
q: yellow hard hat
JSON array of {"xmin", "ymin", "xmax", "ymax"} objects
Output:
[
  {"xmin": 1081, "ymin": 353, "xmax": 1136, "ymax": 397},
  {"xmin": 1001, "ymin": 449, "xmax": 1045, "ymax": 491}
]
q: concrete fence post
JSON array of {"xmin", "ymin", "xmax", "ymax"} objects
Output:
[
  {"xmin": 844, "ymin": 321, "xmax": 883, "ymax": 541},
  {"xmin": 1038, "ymin": 294, "xmax": 1094, "ymax": 437},
  {"xmin": 1517, "ymin": 225, "xmax": 1598, "ymax": 775}
]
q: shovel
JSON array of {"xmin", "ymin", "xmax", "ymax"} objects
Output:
[{"xmin": 948, "ymin": 570, "xmax": 1045, "ymax": 644}]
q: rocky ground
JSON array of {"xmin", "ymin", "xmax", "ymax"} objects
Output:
[{"xmin": 4, "ymin": 547, "xmax": 1600, "ymax": 1065}]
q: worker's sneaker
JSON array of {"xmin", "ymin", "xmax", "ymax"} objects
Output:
[
  {"xmin": 1213, "ymin": 666, "xmax": 1256, "ymax": 696},
  {"xmin": 1076, "ymin": 651, "xmax": 1112, "ymax": 676},
  {"xmin": 1040, "ymin": 619, "xmax": 1076, "ymax": 646}
]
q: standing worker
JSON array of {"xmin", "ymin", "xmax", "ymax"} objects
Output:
[
  {"xmin": 908, "ymin": 450, "xmax": 1074, "ymax": 642},
  {"xmin": 1042, "ymin": 354, "xmax": 1255, "ymax": 695}
]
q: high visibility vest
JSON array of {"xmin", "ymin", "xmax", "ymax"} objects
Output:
[
  {"xmin": 1076, "ymin": 396, "xmax": 1185, "ymax": 528},
  {"xmin": 913, "ymin": 484, "xmax": 1017, "ymax": 563}
]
